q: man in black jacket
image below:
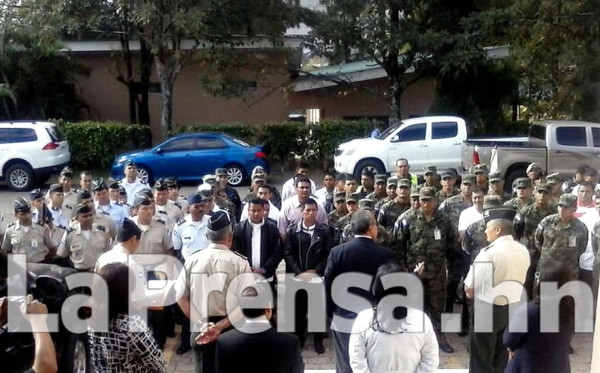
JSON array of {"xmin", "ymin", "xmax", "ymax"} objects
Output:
[
  {"xmin": 324, "ymin": 209, "xmax": 395, "ymax": 373},
  {"xmin": 284, "ymin": 197, "xmax": 332, "ymax": 354},
  {"xmin": 215, "ymin": 287, "xmax": 304, "ymax": 373},
  {"xmin": 232, "ymin": 198, "xmax": 283, "ymax": 283}
]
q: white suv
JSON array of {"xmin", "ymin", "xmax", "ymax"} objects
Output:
[{"xmin": 0, "ymin": 121, "xmax": 71, "ymax": 191}]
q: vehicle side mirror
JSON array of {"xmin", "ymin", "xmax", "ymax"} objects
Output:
[{"xmin": 390, "ymin": 135, "xmax": 399, "ymax": 142}]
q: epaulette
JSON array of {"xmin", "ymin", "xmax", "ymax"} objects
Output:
[
  {"xmin": 100, "ymin": 210, "xmax": 110, "ymax": 216},
  {"xmin": 158, "ymin": 210, "xmax": 167, "ymax": 215},
  {"xmin": 176, "ymin": 219, "xmax": 186, "ymax": 226},
  {"xmin": 65, "ymin": 205, "xmax": 73, "ymax": 210},
  {"xmin": 232, "ymin": 250, "xmax": 247, "ymax": 261},
  {"xmin": 7, "ymin": 222, "xmax": 15, "ymax": 228},
  {"xmin": 66, "ymin": 227, "xmax": 75, "ymax": 234},
  {"xmin": 96, "ymin": 225, "xmax": 106, "ymax": 232},
  {"xmin": 482, "ymin": 243, "xmax": 494, "ymax": 252},
  {"xmin": 57, "ymin": 225, "xmax": 66, "ymax": 230},
  {"xmin": 174, "ymin": 202, "xmax": 181, "ymax": 209},
  {"xmin": 155, "ymin": 218, "xmax": 165, "ymax": 225}
]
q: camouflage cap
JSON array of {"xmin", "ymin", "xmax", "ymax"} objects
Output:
[
  {"xmin": 515, "ymin": 177, "xmax": 532, "ymax": 189},
  {"xmin": 334, "ymin": 192, "xmax": 346, "ymax": 202},
  {"xmin": 410, "ymin": 186, "xmax": 420, "ymax": 198},
  {"xmin": 386, "ymin": 177, "xmax": 398, "ymax": 187},
  {"xmin": 423, "ymin": 165, "xmax": 437, "ymax": 175},
  {"xmin": 49, "ymin": 183, "xmax": 63, "ymax": 194},
  {"xmin": 374, "ymin": 174, "xmax": 387, "ymax": 184},
  {"xmin": 545, "ymin": 172, "xmax": 562, "ymax": 185},
  {"xmin": 526, "ymin": 163, "xmax": 541, "ymax": 173},
  {"xmin": 558, "ymin": 194, "xmax": 577, "ymax": 208},
  {"xmin": 488, "ymin": 172, "xmax": 503, "ymax": 182},
  {"xmin": 483, "ymin": 195, "xmax": 502, "ymax": 210},
  {"xmin": 461, "ymin": 174, "xmax": 476, "ymax": 185},
  {"xmin": 397, "ymin": 178, "xmax": 411, "ymax": 188},
  {"xmin": 419, "ymin": 187, "xmax": 436, "ymax": 200},
  {"xmin": 358, "ymin": 198, "xmax": 376, "ymax": 211},
  {"xmin": 472, "ymin": 164, "xmax": 488, "ymax": 174},
  {"xmin": 535, "ymin": 183, "xmax": 550, "ymax": 193},
  {"xmin": 214, "ymin": 168, "xmax": 228, "ymax": 177},
  {"xmin": 252, "ymin": 174, "xmax": 265, "ymax": 182},
  {"xmin": 346, "ymin": 192, "xmax": 360, "ymax": 203},
  {"xmin": 441, "ymin": 170, "xmax": 457, "ymax": 179}
]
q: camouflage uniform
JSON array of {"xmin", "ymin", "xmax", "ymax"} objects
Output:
[
  {"xmin": 436, "ymin": 188, "xmax": 460, "ymax": 204},
  {"xmin": 328, "ymin": 209, "xmax": 347, "ymax": 244},
  {"xmin": 374, "ymin": 197, "xmax": 392, "ymax": 212},
  {"xmin": 377, "ymin": 199, "xmax": 410, "ymax": 232},
  {"xmin": 503, "ymin": 197, "xmax": 534, "ymax": 211},
  {"xmin": 535, "ymin": 214, "xmax": 588, "ymax": 278},
  {"xmin": 489, "ymin": 191, "xmax": 512, "ymax": 204},
  {"xmin": 397, "ymin": 208, "xmax": 459, "ymax": 333},
  {"xmin": 365, "ymin": 191, "xmax": 387, "ymax": 203}
]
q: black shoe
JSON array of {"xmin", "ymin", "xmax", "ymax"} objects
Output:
[
  {"xmin": 314, "ymin": 342, "xmax": 325, "ymax": 354},
  {"xmin": 177, "ymin": 345, "xmax": 191, "ymax": 355},
  {"xmin": 439, "ymin": 340, "xmax": 455, "ymax": 353}
]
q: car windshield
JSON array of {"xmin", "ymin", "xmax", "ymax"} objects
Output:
[{"xmin": 378, "ymin": 122, "xmax": 402, "ymax": 139}]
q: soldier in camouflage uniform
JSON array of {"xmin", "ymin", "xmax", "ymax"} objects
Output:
[
  {"xmin": 487, "ymin": 172, "xmax": 512, "ymax": 203},
  {"xmin": 328, "ymin": 192, "xmax": 348, "ymax": 244},
  {"xmin": 341, "ymin": 199, "xmax": 387, "ymax": 244},
  {"xmin": 419, "ymin": 165, "xmax": 442, "ymax": 192},
  {"xmin": 377, "ymin": 178, "xmax": 411, "ymax": 234},
  {"xmin": 546, "ymin": 172, "xmax": 564, "ymax": 204},
  {"xmin": 335, "ymin": 192, "xmax": 359, "ymax": 244},
  {"xmin": 436, "ymin": 170, "xmax": 460, "ymax": 203},
  {"xmin": 365, "ymin": 174, "xmax": 388, "ymax": 203},
  {"xmin": 504, "ymin": 177, "xmax": 534, "ymax": 210},
  {"xmin": 374, "ymin": 177, "xmax": 397, "ymax": 212},
  {"xmin": 472, "ymin": 164, "xmax": 489, "ymax": 192},
  {"xmin": 397, "ymin": 187, "xmax": 459, "ymax": 353},
  {"xmin": 514, "ymin": 183, "xmax": 557, "ymax": 298},
  {"xmin": 534, "ymin": 194, "xmax": 588, "ymax": 279}
]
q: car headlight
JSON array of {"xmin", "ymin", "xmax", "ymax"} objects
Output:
[{"xmin": 344, "ymin": 149, "xmax": 355, "ymax": 156}]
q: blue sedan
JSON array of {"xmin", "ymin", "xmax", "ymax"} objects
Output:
[{"xmin": 111, "ymin": 132, "xmax": 268, "ymax": 186}]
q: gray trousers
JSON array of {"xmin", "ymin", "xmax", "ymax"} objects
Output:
[{"xmin": 332, "ymin": 329, "xmax": 352, "ymax": 373}]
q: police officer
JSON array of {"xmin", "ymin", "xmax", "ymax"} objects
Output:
[
  {"xmin": 165, "ymin": 177, "xmax": 188, "ymax": 213},
  {"xmin": 514, "ymin": 183, "xmax": 557, "ymax": 298},
  {"xmin": 153, "ymin": 178, "xmax": 183, "ymax": 232},
  {"xmin": 172, "ymin": 193, "xmax": 211, "ymax": 262},
  {"xmin": 119, "ymin": 160, "xmax": 150, "ymax": 205},
  {"xmin": 131, "ymin": 195, "xmax": 173, "ymax": 256},
  {"xmin": 58, "ymin": 166, "xmax": 78, "ymax": 220},
  {"xmin": 365, "ymin": 174, "xmax": 388, "ymax": 202},
  {"xmin": 437, "ymin": 170, "xmax": 460, "ymax": 203},
  {"xmin": 2, "ymin": 198, "xmax": 56, "ymax": 263},
  {"xmin": 30, "ymin": 188, "xmax": 51, "ymax": 226},
  {"xmin": 93, "ymin": 178, "xmax": 129, "ymax": 229},
  {"xmin": 377, "ymin": 178, "xmax": 411, "ymax": 235},
  {"xmin": 76, "ymin": 189, "xmax": 117, "ymax": 242},
  {"xmin": 47, "ymin": 183, "xmax": 70, "ymax": 249},
  {"xmin": 215, "ymin": 168, "xmax": 242, "ymax": 220},
  {"xmin": 57, "ymin": 203, "xmax": 111, "ymax": 271},
  {"xmin": 487, "ymin": 172, "xmax": 511, "ymax": 203},
  {"xmin": 397, "ymin": 187, "xmax": 459, "ymax": 353},
  {"xmin": 504, "ymin": 178, "xmax": 534, "ymax": 210},
  {"xmin": 535, "ymin": 194, "xmax": 588, "ymax": 279}
]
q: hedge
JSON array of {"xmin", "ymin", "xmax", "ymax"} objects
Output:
[
  {"xmin": 54, "ymin": 120, "xmax": 152, "ymax": 170},
  {"xmin": 53, "ymin": 119, "xmax": 375, "ymax": 172}
]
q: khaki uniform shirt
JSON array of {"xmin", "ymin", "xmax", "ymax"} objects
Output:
[
  {"xmin": 175, "ymin": 243, "xmax": 254, "ymax": 318},
  {"xmin": 62, "ymin": 189, "xmax": 79, "ymax": 220},
  {"xmin": 1, "ymin": 222, "xmax": 50, "ymax": 262},
  {"xmin": 58, "ymin": 223, "xmax": 111, "ymax": 270},
  {"xmin": 155, "ymin": 200, "xmax": 184, "ymax": 232},
  {"xmin": 132, "ymin": 216, "xmax": 173, "ymax": 255}
]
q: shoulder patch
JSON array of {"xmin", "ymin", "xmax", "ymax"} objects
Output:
[
  {"xmin": 232, "ymin": 250, "xmax": 248, "ymax": 261},
  {"xmin": 96, "ymin": 225, "xmax": 106, "ymax": 232},
  {"xmin": 176, "ymin": 219, "xmax": 186, "ymax": 226},
  {"xmin": 158, "ymin": 210, "xmax": 167, "ymax": 214},
  {"xmin": 155, "ymin": 218, "xmax": 165, "ymax": 225},
  {"xmin": 66, "ymin": 227, "xmax": 75, "ymax": 234},
  {"xmin": 7, "ymin": 222, "xmax": 16, "ymax": 228}
]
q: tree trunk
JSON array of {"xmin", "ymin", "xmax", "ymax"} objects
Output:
[
  {"xmin": 156, "ymin": 58, "xmax": 174, "ymax": 140},
  {"xmin": 138, "ymin": 38, "xmax": 152, "ymax": 126},
  {"xmin": 119, "ymin": 32, "xmax": 137, "ymax": 124},
  {"xmin": 387, "ymin": 2, "xmax": 402, "ymax": 126}
]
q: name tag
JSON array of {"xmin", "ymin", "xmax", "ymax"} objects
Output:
[
  {"xmin": 31, "ymin": 239, "xmax": 38, "ymax": 248},
  {"xmin": 434, "ymin": 228, "xmax": 441, "ymax": 241},
  {"xmin": 568, "ymin": 236, "xmax": 576, "ymax": 247},
  {"xmin": 11, "ymin": 237, "xmax": 20, "ymax": 245}
]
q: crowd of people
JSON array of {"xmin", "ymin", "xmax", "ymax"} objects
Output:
[{"xmin": 0, "ymin": 157, "xmax": 598, "ymax": 373}]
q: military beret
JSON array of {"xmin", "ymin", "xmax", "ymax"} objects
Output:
[
  {"xmin": 118, "ymin": 186, "xmax": 127, "ymax": 196},
  {"xmin": 334, "ymin": 192, "xmax": 346, "ymax": 202},
  {"xmin": 515, "ymin": 178, "xmax": 532, "ymax": 189},
  {"xmin": 488, "ymin": 172, "xmax": 503, "ymax": 182},
  {"xmin": 358, "ymin": 198, "xmax": 376, "ymax": 211},
  {"xmin": 74, "ymin": 203, "xmax": 92, "ymax": 215},
  {"xmin": 165, "ymin": 177, "xmax": 180, "ymax": 189},
  {"xmin": 76, "ymin": 189, "xmax": 92, "ymax": 203},
  {"xmin": 461, "ymin": 174, "xmax": 476, "ymax": 185},
  {"xmin": 60, "ymin": 166, "xmax": 73, "ymax": 178},
  {"xmin": 374, "ymin": 174, "xmax": 387, "ymax": 184},
  {"xmin": 14, "ymin": 197, "xmax": 31, "ymax": 213},
  {"xmin": 153, "ymin": 178, "xmax": 168, "ymax": 191},
  {"xmin": 108, "ymin": 181, "xmax": 120, "ymax": 190},
  {"xmin": 215, "ymin": 168, "xmax": 228, "ymax": 177},
  {"xmin": 483, "ymin": 207, "xmax": 516, "ymax": 224},
  {"xmin": 49, "ymin": 183, "xmax": 63, "ymax": 194},
  {"xmin": 423, "ymin": 165, "xmax": 437, "ymax": 175},
  {"xmin": 208, "ymin": 210, "xmax": 231, "ymax": 231},
  {"xmin": 526, "ymin": 163, "xmax": 541, "ymax": 173},
  {"xmin": 386, "ymin": 177, "xmax": 398, "ymax": 187},
  {"xmin": 397, "ymin": 178, "xmax": 411, "ymax": 188},
  {"xmin": 441, "ymin": 170, "xmax": 456, "ymax": 179},
  {"xmin": 535, "ymin": 183, "xmax": 550, "ymax": 193},
  {"xmin": 558, "ymin": 194, "xmax": 577, "ymax": 208},
  {"xmin": 482, "ymin": 195, "xmax": 502, "ymax": 210},
  {"xmin": 252, "ymin": 166, "xmax": 266, "ymax": 176},
  {"xmin": 92, "ymin": 178, "xmax": 108, "ymax": 192},
  {"xmin": 29, "ymin": 188, "xmax": 44, "ymax": 201},
  {"xmin": 124, "ymin": 160, "xmax": 136, "ymax": 168},
  {"xmin": 133, "ymin": 194, "xmax": 153, "ymax": 207},
  {"xmin": 472, "ymin": 164, "xmax": 488, "ymax": 174},
  {"xmin": 419, "ymin": 187, "xmax": 436, "ymax": 200},
  {"xmin": 410, "ymin": 186, "xmax": 420, "ymax": 198},
  {"xmin": 202, "ymin": 174, "xmax": 217, "ymax": 184},
  {"xmin": 187, "ymin": 193, "xmax": 204, "ymax": 205},
  {"xmin": 346, "ymin": 192, "xmax": 360, "ymax": 203}
]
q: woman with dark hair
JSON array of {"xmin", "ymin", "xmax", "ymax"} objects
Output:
[
  {"xmin": 88, "ymin": 263, "xmax": 165, "ymax": 373},
  {"xmin": 349, "ymin": 263, "xmax": 439, "ymax": 372},
  {"xmin": 503, "ymin": 259, "xmax": 575, "ymax": 373}
]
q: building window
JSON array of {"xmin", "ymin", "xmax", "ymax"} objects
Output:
[{"xmin": 306, "ymin": 108, "xmax": 320, "ymax": 124}]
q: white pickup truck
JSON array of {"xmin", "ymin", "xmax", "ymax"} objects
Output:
[
  {"xmin": 334, "ymin": 116, "xmax": 468, "ymax": 179},
  {"xmin": 461, "ymin": 120, "xmax": 600, "ymax": 189}
]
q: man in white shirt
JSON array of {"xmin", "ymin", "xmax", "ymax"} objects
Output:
[
  {"xmin": 278, "ymin": 177, "xmax": 327, "ymax": 236},
  {"xmin": 280, "ymin": 161, "xmax": 317, "ymax": 201},
  {"xmin": 575, "ymin": 182, "xmax": 599, "ymax": 291},
  {"xmin": 314, "ymin": 170, "xmax": 336, "ymax": 214},
  {"xmin": 458, "ymin": 187, "xmax": 486, "ymax": 238},
  {"xmin": 119, "ymin": 160, "xmax": 150, "ymax": 205},
  {"xmin": 239, "ymin": 184, "xmax": 280, "ymax": 222},
  {"xmin": 465, "ymin": 207, "xmax": 530, "ymax": 373}
]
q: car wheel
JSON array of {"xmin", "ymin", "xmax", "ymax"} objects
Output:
[
  {"xmin": 136, "ymin": 166, "xmax": 152, "ymax": 185},
  {"xmin": 61, "ymin": 333, "xmax": 90, "ymax": 373},
  {"xmin": 353, "ymin": 159, "xmax": 385, "ymax": 181},
  {"xmin": 226, "ymin": 165, "xmax": 244, "ymax": 186},
  {"xmin": 5, "ymin": 162, "xmax": 34, "ymax": 191}
]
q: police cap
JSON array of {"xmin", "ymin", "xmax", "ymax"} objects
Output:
[{"xmin": 208, "ymin": 211, "xmax": 231, "ymax": 231}]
